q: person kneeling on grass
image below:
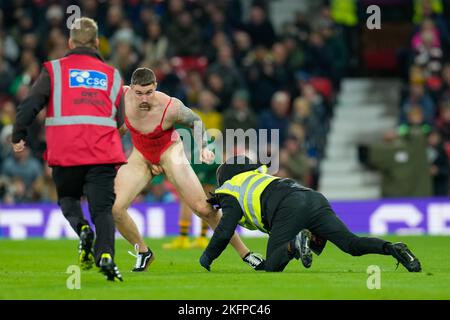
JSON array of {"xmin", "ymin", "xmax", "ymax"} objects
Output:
[{"xmin": 199, "ymin": 156, "xmax": 422, "ymax": 273}]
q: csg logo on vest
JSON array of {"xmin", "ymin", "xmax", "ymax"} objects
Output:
[{"xmin": 69, "ymin": 69, "xmax": 108, "ymax": 90}]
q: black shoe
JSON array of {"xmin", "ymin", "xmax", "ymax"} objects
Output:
[
  {"xmin": 129, "ymin": 245, "xmax": 155, "ymax": 272},
  {"xmin": 78, "ymin": 225, "xmax": 94, "ymax": 270},
  {"xmin": 99, "ymin": 253, "xmax": 123, "ymax": 281},
  {"xmin": 293, "ymin": 229, "xmax": 313, "ymax": 268},
  {"xmin": 388, "ymin": 242, "xmax": 421, "ymax": 272}
]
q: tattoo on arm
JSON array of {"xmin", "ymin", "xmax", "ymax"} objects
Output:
[{"xmin": 175, "ymin": 98, "xmax": 208, "ymax": 148}]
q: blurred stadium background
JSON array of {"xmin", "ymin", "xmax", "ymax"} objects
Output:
[
  {"xmin": 1, "ymin": 0, "xmax": 450, "ymax": 300},
  {"xmin": 1, "ymin": 0, "xmax": 450, "ymax": 238}
]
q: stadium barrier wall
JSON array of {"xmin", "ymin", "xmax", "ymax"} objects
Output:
[{"xmin": 1, "ymin": 198, "xmax": 450, "ymax": 239}]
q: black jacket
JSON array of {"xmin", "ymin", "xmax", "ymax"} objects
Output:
[
  {"xmin": 204, "ymin": 177, "xmax": 308, "ymax": 261},
  {"xmin": 12, "ymin": 47, "xmax": 125, "ymax": 144}
]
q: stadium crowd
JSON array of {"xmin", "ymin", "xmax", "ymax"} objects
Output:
[
  {"xmin": 6, "ymin": 1, "xmax": 449, "ymax": 203},
  {"xmin": 359, "ymin": 0, "xmax": 450, "ymax": 197},
  {"xmin": 0, "ymin": 0, "xmax": 350, "ymax": 204}
]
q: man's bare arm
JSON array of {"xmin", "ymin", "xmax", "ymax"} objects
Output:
[{"xmin": 173, "ymin": 98, "xmax": 208, "ymax": 149}]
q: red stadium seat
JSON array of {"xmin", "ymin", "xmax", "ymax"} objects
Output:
[
  {"xmin": 363, "ymin": 48, "xmax": 398, "ymax": 71},
  {"xmin": 309, "ymin": 77, "xmax": 333, "ymax": 101},
  {"xmin": 170, "ymin": 56, "xmax": 208, "ymax": 79}
]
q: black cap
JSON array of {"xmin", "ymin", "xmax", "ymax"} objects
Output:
[{"xmin": 216, "ymin": 156, "xmax": 261, "ymax": 186}]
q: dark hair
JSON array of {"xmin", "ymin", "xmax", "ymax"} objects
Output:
[
  {"xmin": 131, "ymin": 68, "xmax": 156, "ymax": 86},
  {"xmin": 216, "ymin": 156, "xmax": 260, "ymax": 186}
]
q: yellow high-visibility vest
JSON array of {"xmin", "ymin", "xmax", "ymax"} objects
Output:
[{"xmin": 215, "ymin": 165, "xmax": 278, "ymax": 233}]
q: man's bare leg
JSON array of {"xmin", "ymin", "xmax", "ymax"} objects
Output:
[
  {"xmin": 161, "ymin": 142, "xmax": 249, "ymax": 258},
  {"xmin": 113, "ymin": 148, "xmax": 153, "ymax": 252}
]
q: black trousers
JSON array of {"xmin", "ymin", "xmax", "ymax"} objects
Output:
[
  {"xmin": 264, "ymin": 190, "xmax": 389, "ymax": 272},
  {"xmin": 52, "ymin": 165, "xmax": 117, "ymax": 264}
]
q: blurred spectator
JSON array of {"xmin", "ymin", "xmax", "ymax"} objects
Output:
[
  {"xmin": 142, "ymin": 20, "xmax": 169, "ymax": 67},
  {"xmin": 32, "ymin": 162, "xmax": 57, "ymax": 203},
  {"xmin": 243, "ymin": 5, "xmax": 275, "ymax": 49},
  {"xmin": 435, "ymin": 99, "xmax": 450, "ymax": 142},
  {"xmin": 360, "ymin": 129, "xmax": 432, "ymax": 197},
  {"xmin": 103, "ymin": 5, "xmax": 125, "ymax": 38},
  {"xmin": 399, "ymin": 105, "xmax": 431, "ymax": 134},
  {"xmin": 44, "ymin": 4, "xmax": 65, "ymax": 33},
  {"xmin": 279, "ymin": 135, "xmax": 312, "ymax": 186},
  {"xmin": 437, "ymin": 63, "xmax": 450, "ymax": 101},
  {"xmin": 167, "ymin": 11, "xmax": 202, "ymax": 56},
  {"xmin": 320, "ymin": 21, "xmax": 348, "ymax": 89},
  {"xmin": 2, "ymin": 148, "xmax": 42, "ymax": 189},
  {"xmin": 427, "ymin": 130, "xmax": 449, "ymax": 196},
  {"xmin": 0, "ymin": 100, "xmax": 16, "ymax": 128},
  {"xmin": 5, "ymin": 176, "xmax": 28, "ymax": 204},
  {"xmin": 223, "ymin": 89, "xmax": 257, "ymax": 132},
  {"xmin": 9, "ymin": 60, "xmax": 40, "ymax": 102},
  {"xmin": 201, "ymin": 4, "xmax": 233, "ymax": 43},
  {"xmin": 292, "ymin": 96, "xmax": 325, "ymax": 159},
  {"xmin": 157, "ymin": 59, "xmax": 187, "ymax": 100},
  {"xmin": 205, "ymin": 31, "xmax": 231, "ymax": 63},
  {"xmin": 46, "ymin": 28, "xmax": 68, "ymax": 61},
  {"xmin": 205, "ymin": 71, "xmax": 229, "ymax": 111},
  {"xmin": 275, "ymin": 166, "xmax": 290, "ymax": 179},
  {"xmin": 109, "ymin": 29, "xmax": 140, "ymax": 82},
  {"xmin": 412, "ymin": 0, "xmax": 449, "ymax": 46},
  {"xmin": 282, "ymin": 35, "xmax": 305, "ymax": 71},
  {"xmin": 302, "ymin": 83, "xmax": 329, "ymax": 127},
  {"xmin": 412, "ymin": 18, "xmax": 441, "ymax": 50},
  {"xmin": 412, "ymin": 19, "xmax": 443, "ymax": 78},
  {"xmin": 0, "ymin": 124, "xmax": 13, "ymax": 166},
  {"xmin": 0, "ymin": 42, "xmax": 16, "ymax": 95},
  {"xmin": 162, "ymin": 0, "xmax": 186, "ymax": 28},
  {"xmin": 233, "ymin": 31, "xmax": 252, "ymax": 66},
  {"xmin": 304, "ymin": 31, "xmax": 333, "ymax": 79},
  {"xmin": 401, "ymin": 83, "xmax": 436, "ymax": 125},
  {"xmin": 259, "ymin": 91, "xmax": 290, "ymax": 145},
  {"xmin": 0, "ymin": 1, "xmax": 347, "ymax": 202},
  {"xmin": 271, "ymin": 42, "xmax": 291, "ymax": 91},
  {"xmin": 192, "ymin": 90, "xmax": 222, "ymax": 136},
  {"xmin": 207, "ymin": 44, "xmax": 244, "ymax": 104},
  {"xmin": 244, "ymin": 46, "xmax": 277, "ymax": 111},
  {"xmin": 184, "ymin": 70, "xmax": 205, "ymax": 106}
]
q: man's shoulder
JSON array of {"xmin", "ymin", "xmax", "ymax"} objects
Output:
[{"xmin": 155, "ymin": 90, "xmax": 170, "ymax": 100}]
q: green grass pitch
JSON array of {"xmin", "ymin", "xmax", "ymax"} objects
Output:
[{"xmin": 1, "ymin": 236, "xmax": 449, "ymax": 300}]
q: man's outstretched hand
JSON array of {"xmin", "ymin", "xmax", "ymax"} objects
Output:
[
  {"xmin": 243, "ymin": 252, "xmax": 265, "ymax": 271},
  {"xmin": 200, "ymin": 148, "xmax": 215, "ymax": 164}
]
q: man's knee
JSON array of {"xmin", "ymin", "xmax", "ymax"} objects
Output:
[
  {"xmin": 192, "ymin": 200, "xmax": 217, "ymax": 220},
  {"xmin": 59, "ymin": 197, "xmax": 82, "ymax": 216},
  {"xmin": 112, "ymin": 200, "xmax": 129, "ymax": 222}
]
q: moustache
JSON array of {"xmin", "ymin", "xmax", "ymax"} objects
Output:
[{"xmin": 139, "ymin": 103, "xmax": 150, "ymax": 110}]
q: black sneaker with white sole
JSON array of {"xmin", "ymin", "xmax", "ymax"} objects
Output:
[
  {"xmin": 293, "ymin": 229, "xmax": 313, "ymax": 268},
  {"xmin": 387, "ymin": 242, "xmax": 421, "ymax": 272},
  {"xmin": 99, "ymin": 253, "xmax": 123, "ymax": 281},
  {"xmin": 128, "ymin": 246, "xmax": 155, "ymax": 272}
]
